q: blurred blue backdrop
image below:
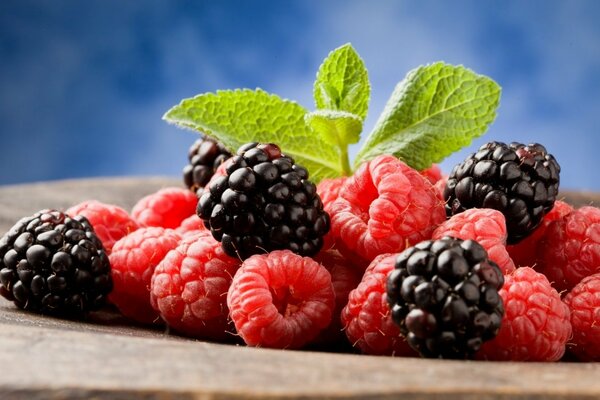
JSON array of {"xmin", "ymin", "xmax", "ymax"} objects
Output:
[{"xmin": 1, "ymin": 1, "xmax": 599, "ymax": 190}]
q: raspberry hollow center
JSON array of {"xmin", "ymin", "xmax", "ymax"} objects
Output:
[
  {"xmin": 347, "ymin": 171, "xmax": 378, "ymax": 224},
  {"xmin": 271, "ymin": 286, "xmax": 302, "ymax": 317},
  {"xmin": 226, "ymin": 250, "xmax": 336, "ymax": 349}
]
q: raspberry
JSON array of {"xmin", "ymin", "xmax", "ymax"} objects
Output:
[
  {"xmin": 66, "ymin": 200, "xmax": 139, "ymax": 253},
  {"xmin": 444, "ymin": 142, "xmax": 560, "ymax": 244},
  {"xmin": 564, "ymin": 273, "xmax": 600, "ymax": 361},
  {"xmin": 131, "ymin": 187, "xmax": 198, "ymax": 229},
  {"xmin": 313, "ymin": 249, "xmax": 362, "ymax": 344},
  {"xmin": 341, "ymin": 254, "xmax": 415, "ymax": 356},
  {"xmin": 330, "ymin": 155, "xmax": 445, "ymax": 263},
  {"xmin": 387, "ymin": 238, "xmax": 504, "ymax": 359},
  {"xmin": 507, "ymin": 200, "xmax": 573, "ymax": 268},
  {"xmin": 227, "ymin": 250, "xmax": 335, "ymax": 349},
  {"xmin": 109, "ymin": 227, "xmax": 181, "ymax": 324},
  {"xmin": 432, "ymin": 208, "xmax": 516, "ymax": 274},
  {"xmin": 537, "ymin": 206, "xmax": 600, "ymax": 292},
  {"xmin": 183, "ymin": 136, "xmax": 231, "ymax": 195},
  {"xmin": 478, "ymin": 267, "xmax": 571, "ymax": 361},
  {"xmin": 175, "ymin": 214, "xmax": 207, "ymax": 237},
  {"xmin": 317, "ymin": 177, "xmax": 347, "ymax": 211},
  {"xmin": 0, "ymin": 210, "xmax": 112, "ymax": 316},
  {"xmin": 150, "ymin": 230, "xmax": 241, "ymax": 340},
  {"xmin": 420, "ymin": 164, "xmax": 443, "ymax": 185},
  {"xmin": 434, "ymin": 175, "xmax": 448, "ymax": 201},
  {"xmin": 316, "ymin": 177, "xmax": 347, "ymax": 251},
  {"xmin": 197, "ymin": 143, "xmax": 330, "ymax": 259}
]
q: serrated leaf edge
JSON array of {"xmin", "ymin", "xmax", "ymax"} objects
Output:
[
  {"xmin": 163, "ymin": 88, "xmax": 343, "ymax": 174},
  {"xmin": 354, "ymin": 62, "xmax": 501, "ymax": 168}
]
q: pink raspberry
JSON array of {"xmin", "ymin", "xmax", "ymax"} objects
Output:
[
  {"xmin": 478, "ymin": 267, "xmax": 571, "ymax": 361},
  {"xmin": 150, "ymin": 230, "xmax": 241, "ymax": 340},
  {"xmin": 317, "ymin": 177, "xmax": 348, "ymax": 251},
  {"xmin": 227, "ymin": 250, "xmax": 335, "ymax": 349},
  {"xmin": 330, "ymin": 155, "xmax": 445, "ymax": 263},
  {"xmin": 109, "ymin": 227, "xmax": 181, "ymax": 324},
  {"xmin": 434, "ymin": 175, "xmax": 448, "ymax": 201},
  {"xmin": 175, "ymin": 214, "xmax": 206, "ymax": 237},
  {"xmin": 317, "ymin": 177, "xmax": 347, "ymax": 210},
  {"xmin": 131, "ymin": 187, "xmax": 198, "ymax": 229},
  {"xmin": 66, "ymin": 200, "xmax": 138, "ymax": 253},
  {"xmin": 537, "ymin": 206, "xmax": 600, "ymax": 292},
  {"xmin": 564, "ymin": 273, "xmax": 600, "ymax": 361},
  {"xmin": 432, "ymin": 208, "xmax": 515, "ymax": 274},
  {"xmin": 313, "ymin": 249, "xmax": 363, "ymax": 344},
  {"xmin": 507, "ymin": 200, "xmax": 573, "ymax": 268},
  {"xmin": 419, "ymin": 164, "xmax": 442, "ymax": 185},
  {"xmin": 341, "ymin": 253, "xmax": 415, "ymax": 356}
]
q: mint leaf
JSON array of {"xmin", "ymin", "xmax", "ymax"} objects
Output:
[
  {"xmin": 354, "ymin": 62, "xmax": 501, "ymax": 171},
  {"xmin": 314, "ymin": 43, "xmax": 370, "ymax": 120},
  {"xmin": 316, "ymin": 82, "xmax": 339, "ymax": 110},
  {"xmin": 163, "ymin": 89, "xmax": 342, "ymax": 182},
  {"xmin": 305, "ymin": 110, "xmax": 362, "ymax": 147}
]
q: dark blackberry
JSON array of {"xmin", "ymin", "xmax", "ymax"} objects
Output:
[
  {"xmin": 0, "ymin": 209, "xmax": 112, "ymax": 317},
  {"xmin": 443, "ymin": 141, "xmax": 560, "ymax": 244},
  {"xmin": 386, "ymin": 237, "xmax": 504, "ymax": 359},
  {"xmin": 197, "ymin": 143, "xmax": 330, "ymax": 260},
  {"xmin": 183, "ymin": 136, "xmax": 232, "ymax": 195}
]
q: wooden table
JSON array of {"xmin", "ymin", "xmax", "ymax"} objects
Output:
[{"xmin": 1, "ymin": 177, "xmax": 599, "ymax": 399}]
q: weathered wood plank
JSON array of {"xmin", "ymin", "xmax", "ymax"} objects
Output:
[
  {"xmin": 2, "ymin": 320, "xmax": 600, "ymax": 400},
  {"xmin": 0, "ymin": 178, "xmax": 599, "ymax": 399}
]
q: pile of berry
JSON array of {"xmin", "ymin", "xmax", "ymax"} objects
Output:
[{"xmin": 2, "ymin": 137, "xmax": 600, "ymax": 362}]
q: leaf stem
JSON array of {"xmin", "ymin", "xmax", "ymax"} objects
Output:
[{"xmin": 339, "ymin": 145, "xmax": 352, "ymax": 176}]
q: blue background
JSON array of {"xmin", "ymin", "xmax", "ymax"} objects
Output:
[{"xmin": 1, "ymin": 1, "xmax": 599, "ymax": 190}]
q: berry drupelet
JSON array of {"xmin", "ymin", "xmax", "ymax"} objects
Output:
[
  {"xmin": 443, "ymin": 142, "xmax": 560, "ymax": 244},
  {"xmin": 197, "ymin": 142, "xmax": 330, "ymax": 260},
  {"xmin": 183, "ymin": 136, "xmax": 231, "ymax": 194},
  {"xmin": 0, "ymin": 210, "xmax": 112, "ymax": 316},
  {"xmin": 386, "ymin": 237, "xmax": 504, "ymax": 359}
]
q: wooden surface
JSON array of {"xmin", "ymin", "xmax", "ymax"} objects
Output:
[{"xmin": 1, "ymin": 177, "xmax": 600, "ymax": 400}]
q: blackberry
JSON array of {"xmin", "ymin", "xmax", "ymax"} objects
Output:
[
  {"xmin": 0, "ymin": 209, "xmax": 112, "ymax": 316},
  {"xmin": 386, "ymin": 237, "xmax": 504, "ymax": 359},
  {"xmin": 197, "ymin": 143, "xmax": 330, "ymax": 260},
  {"xmin": 444, "ymin": 142, "xmax": 560, "ymax": 244},
  {"xmin": 183, "ymin": 136, "xmax": 232, "ymax": 195}
]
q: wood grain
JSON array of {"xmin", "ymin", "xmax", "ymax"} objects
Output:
[{"xmin": 0, "ymin": 177, "xmax": 599, "ymax": 399}]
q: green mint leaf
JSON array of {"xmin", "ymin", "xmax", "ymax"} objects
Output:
[
  {"xmin": 163, "ymin": 89, "xmax": 342, "ymax": 182},
  {"xmin": 354, "ymin": 62, "xmax": 501, "ymax": 171},
  {"xmin": 305, "ymin": 110, "xmax": 362, "ymax": 147},
  {"xmin": 316, "ymin": 82, "xmax": 339, "ymax": 110},
  {"xmin": 314, "ymin": 43, "xmax": 370, "ymax": 120}
]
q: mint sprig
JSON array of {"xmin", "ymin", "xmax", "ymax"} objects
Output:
[
  {"xmin": 163, "ymin": 89, "xmax": 342, "ymax": 182},
  {"xmin": 306, "ymin": 43, "xmax": 369, "ymax": 175},
  {"xmin": 164, "ymin": 46, "xmax": 502, "ymax": 183},
  {"xmin": 355, "ymin": 63, "xmax": 501, "ymax": 170}
]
